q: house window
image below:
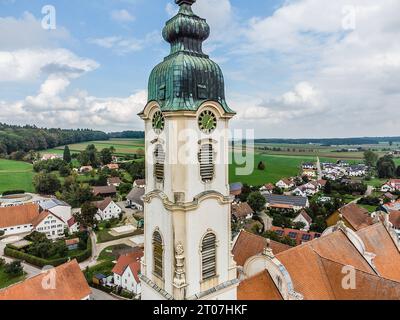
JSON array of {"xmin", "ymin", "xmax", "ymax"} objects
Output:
[
  {"xmin": 198, "ymin": 143, "xmax": 214, "ymax": 182},
  {"xmin": 154, "ymin": 144, "xmax": 165, "ymax": 182},
  {"xmin": 153, "ymin": 230, "xmax": 163, "ymax": 279},
  {"xmin": 201, "ymin": 232, "xmax": 217, "ymax": 281}
]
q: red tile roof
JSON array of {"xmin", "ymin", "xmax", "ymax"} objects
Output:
[
  {"xmin": 0, "ymin": 260, "xmax": 91, "ymax": 300},
  {"xmin": 112, "ymin": 248, "xmax": 144, "ymax": 278},
  {"xmin": 67, "ymin": 216, "xmax": 76, "ymax": 227},
  {"xmin": 270, "ymin": 226, "xmax": 321, "ymax": 246},
  {"xmin": 92, "ymin": 186, "xmax": 117, "ymax": 196},
  {"xmin": 339, "ymin": 203, "xmax": 373, "ymax": 231},
  {"xmin": 231, "ymin": 202, "xmax": 254, "ymax": 220},
  {"xmin": 31, "ymin": 210, "xmax": 64, "ymax": 227},
  {"xmin": 238, "ymin": 271, "xmax": 283, "ymax": 300},
  {"xmin": 297, "ymin": 210, "xmax": 312, "ymax": 224},
  {"xmin": 232, "ymin": 230, "xmax": 291, "ymax": 266},
  {"xmin": 356, "ymin": 223, "xmax": 400, "ymax": 282},
  {"xmin": 0, "ymin": 203, "xmax": 39, "ymax": 228},
  {"xmin": 389, "ymin": 211, "xmax": 400, "ymax": 229},
  {"xmin": 92, "ymin": 197, "xmax": 113, "ymax": 211},
  {"xmin": 237, "ymin": 222, "xmax": 400, "ymax": 300}
]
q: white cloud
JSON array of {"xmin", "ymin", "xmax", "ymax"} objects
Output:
[
  {"xmin": 88, "ymin": 31, "xmax": 160, "ymax": 55},
  {"xmin": 110, "ymin": 9, "xmax": 135, "ymax": 23},
  {"xmin": 0, "ymin": 12, "xmax": 70, "ymax": 51},
  {"xmin": 227, "ymin": 0, "xmax": 400, "ymax": 137},
  {"xmin": 0, "ymin": 48, "xmax": 99, "ymax": 83}
]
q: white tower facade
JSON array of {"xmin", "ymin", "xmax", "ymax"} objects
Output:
[{"xmin": 139, "ymin": 0, "xmax": 238, "ymax": 300}]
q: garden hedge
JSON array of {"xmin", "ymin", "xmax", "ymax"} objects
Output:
[{"xmin": 4, "ymin": 238, "xmax": 92, "ymax": 267}]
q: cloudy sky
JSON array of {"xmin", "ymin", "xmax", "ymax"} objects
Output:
[{"xmin": 0, "ymin": 0, "xmax": 399, "ymax": 138}]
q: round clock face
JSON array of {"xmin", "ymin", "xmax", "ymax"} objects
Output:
[
  {"xmin": 152, "ymin": 111, "xmax": 165, "ymax": 133},
  {"xmin": 198, "ymin": 110, "xmax": 217, "ymax": 134}
]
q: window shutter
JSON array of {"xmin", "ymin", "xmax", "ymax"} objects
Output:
[
  {"xmin": 154, "ymin": 144, "xmax": 165, "ymax": 181},
  {"xmin": 201, "ymin": 232, "xmax": 217, "ymax": 280},
  {"xmin": 199, "ymin": 144, "xmax": 214, "ymax": 182},
  {"xmin": 153, "ymin": 231, "xmax": 163, "ymax": 278}
]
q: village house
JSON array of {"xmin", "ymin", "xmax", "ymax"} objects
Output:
[
  {"xmin": 293, "ymin": 210, "xmax": 313, "ymax": 231},
  {"xmin": 40, "ymin": 153, "xmax": 62, "ymax": 161},
  {"xmin": 0, "ymin": 203, "xmax": 38, "ymax": 236},
  {"xmin": 65, "ymin": 238, "xmax": 80, "ymax": 250},
  {"xmin": 231, "ymin": 202, "xmax": 254, "ymax": 222},
  {"xmin": 259, "ymin": 183, "xmax": 275, "ymax": 194},
  {"xmin": 381, "ymin": 179, "xmax": 400, "ymax": 192},
  {"xmin": 302, "ymin": 169, "xmax": 317, "ymax": 178},
  {"xmin": 275, "ymin": 179, "xmax": 295, "ymax": 190},
  {"xmin": 79, "ymin": 166, "xmax": 93, "ymax": 173},
  {"xmin": 292, "ymin": 181, "xmax": 319, "ymax": 197},
  {"xmin": 264, "ymin": 194, "xmax": 309, "ymax": 212},
  {"xmin": 107, "ymin": 177, "xmax": 122, "ymax": 187},
  {"xmin": 270, "ymin": 226, "xmax": 321, "ymax": 246},
  {"xmin": 302, "ymin": 162, "xmax": 316, "ymax": 170},
  {"xmin": 92, "ymin": 185, "xmax": 117, "ymax": 198},
  {"xmin": 346, "ymin": 164, "xmax": 368, "ymax": 177},
  {"xmin": 112, "ymin": 248, "xmax": 144, "ymax": 296},
  {"xmin": 382, "ymin": 192, "xmax": 397, "ymax": 203},
  {"xmin": 326, "ymin": 203, "xmax": 373, "ymax": 231},
  {"xmin": 39, "ymin": 199, "xmax": 72, "ymax": 223},
  {"xmin": 126, "ymin": 187, "xmax": 145, "ymax": 211},
  {"xmin": 382, "ymin": 199, "xmax": 400, "ymax": 211},
  {"xmin": 236, "ymin": 215, "xmax": 400, "ymax": 300},
  {"xmin": 67, "ymin": 216, "xmax": 80, "ymax": 234},
  {"xmin": 32, "ymin": 210, "xmax": 67, "ymax": 240},
  {"xmin": 133, "ymin": 179, "xmax": 146, "ymax": 189},
  {"xmin": 0, "ymin": 260, "xmax": 91, "ymax": 300},
  {"xmin": 93, "ymin": 197, "xmax": 122, "ymax": 221},
  {"xmin": 104, "ymin": 163, "xmax": 119, "ymax": 171}
]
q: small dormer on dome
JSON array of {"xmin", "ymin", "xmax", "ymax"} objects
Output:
[{"xmin": 146, "ymin": 0, "xmax": 234, "ymax": 114}]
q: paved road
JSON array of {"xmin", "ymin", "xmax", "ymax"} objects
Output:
[
  {"xmin": 90, "ymin": 287, "xmax": 118, "ymax": 300},
  {"xmin": 258, "ymin": 212, "xmax": 273, "ymax": 232},
  {"xmin": 365, "ymin": 185, "xmax": 374, "ymax": 196},
  {"xmin": 316, "ymin": 157, "xmax": 323, "ymax": 180}
]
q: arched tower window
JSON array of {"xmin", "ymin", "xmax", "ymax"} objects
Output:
[
  {"xmin": 198, "ymin": 143, "xmax": 214, "ymax": 182},
  {"xmin": 153, "ymin": 230, "xmax": 164, "ymax": 279},
  {"xmin": 201, "ymin": 232, "xmax": 217, "ymax": 280},
  {"xmin": 154, "ymin": 144, "xmax": 165, "ymax": 182}
]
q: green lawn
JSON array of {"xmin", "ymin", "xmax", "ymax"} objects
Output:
[
  {"xmin": 97, "ymin": 228, "xmax": 143, "ymax": 244},
  {"xmin": 358, "ymin": 204, "xmax": 379, "ymax": 213},
  {"xmin": 52, "ymin": 139, "xmax": 145, "ymax": 155},
  {"xmin": 0, "ymin": 159, "xmax": 34, "ymax": 194},
  {"xmin": 229, "ymin": 153, "xmax": 318, "ymax": 185},
  {"xmin": 84, "ymin": 260, "xmax": 115, "ymax": 283},
  {"xmin": 98, "ymin": 244, "xmax": 132, "ymax": 262},
  {"xmin": 0, "ymin": 267, "xmax": 26, "ymax": 289}
]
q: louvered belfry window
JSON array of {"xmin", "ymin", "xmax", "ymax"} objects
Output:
[
  {"xmin": 154, "ymin": 144, "xmax": 165, "ymax": 181},
  {"xmin": 199, "ymin": 143, "xmax": 214, "ymax": 182},
  {"xmin": 153, "ymin": 231, "xmax": 163, "ymax": 279},
  {"xmin": 201, "ymin": 232, "xmax": 217, "ymax": 280}
]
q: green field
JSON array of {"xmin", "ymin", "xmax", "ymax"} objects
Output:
[
  {"xmin": 229, "ymin": 153, "xmax": 319, "ymax": 185},
  {"xmin": 50, "ymin": 139, "xmax": 145, "ymax": 156},
  {"xmin": 0, "ymin": 160, "xmax": 35, "ymax": 194}
]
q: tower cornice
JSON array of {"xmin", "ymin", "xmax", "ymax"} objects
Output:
[{"xmin": 143, "ymin": 190, "xmax": 233, "ymax": 212}]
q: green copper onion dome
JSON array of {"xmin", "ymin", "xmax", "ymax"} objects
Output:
[{"xmin": 147, "ymin": 0, "xmax": 234, "ymax": 113}]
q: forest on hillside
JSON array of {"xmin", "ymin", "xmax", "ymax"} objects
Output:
[{"xmin": 0, "ymin": 123, "xmax": 109, "ymax": 155}]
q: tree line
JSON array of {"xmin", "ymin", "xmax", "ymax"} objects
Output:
[{"xmin": 0, "ymin": 123, "xmax": 109, "ymax": 155}]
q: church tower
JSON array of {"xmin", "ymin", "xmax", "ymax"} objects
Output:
[{"xmin": 139, "ymin": 0, "xmax": 238, "ymax": 300}]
